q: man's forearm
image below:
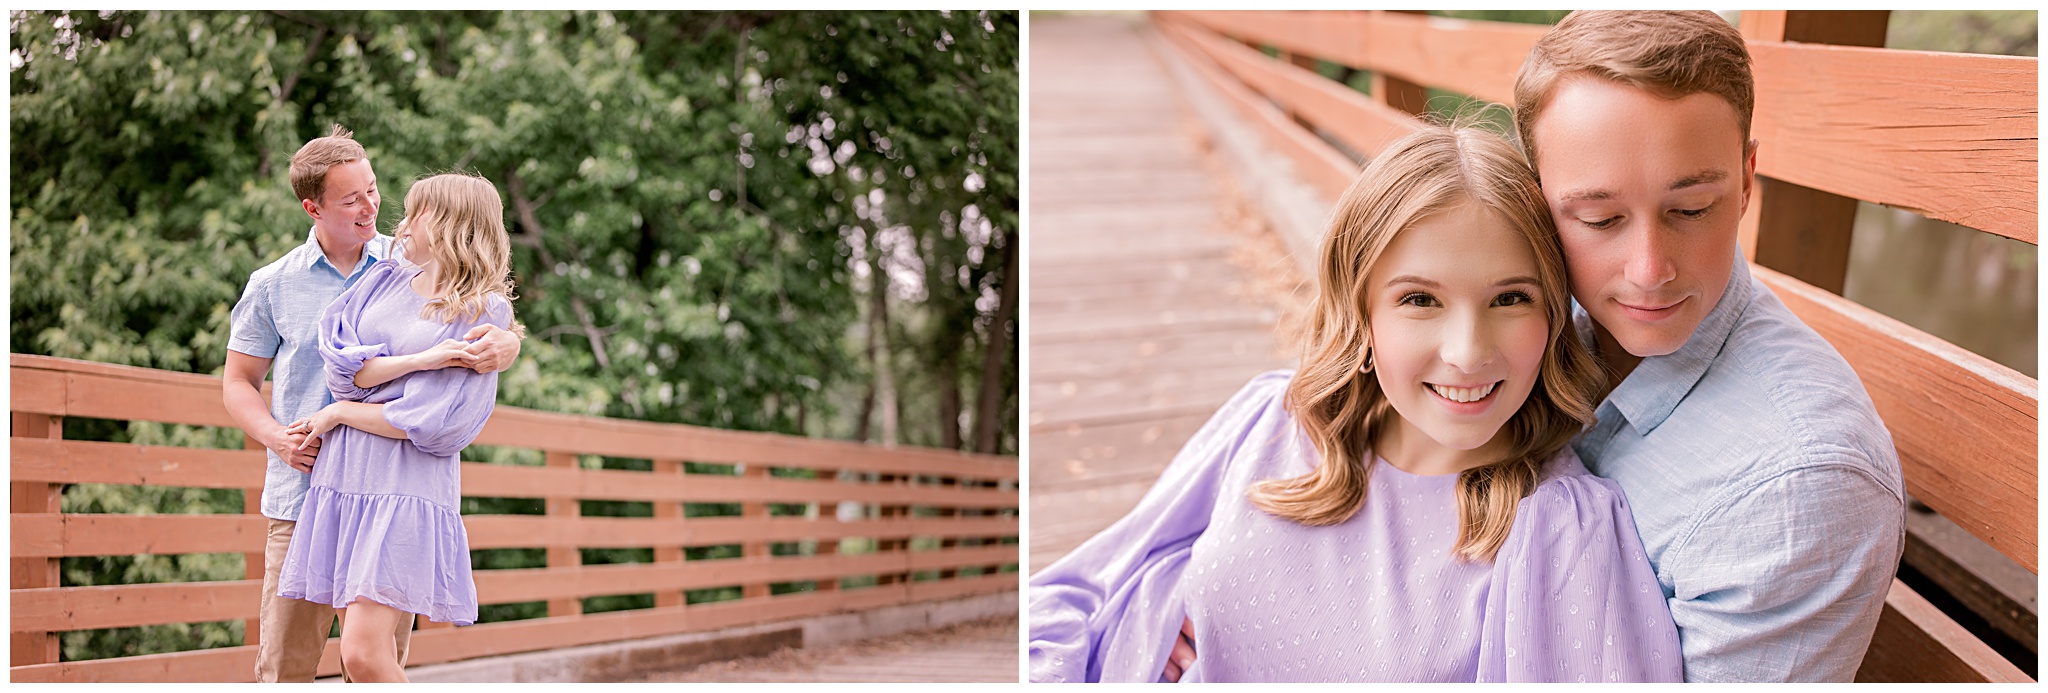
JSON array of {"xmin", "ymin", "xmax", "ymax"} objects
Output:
[{"xmin": 223, "ymin": 378, "xmax": 280, "ymax": 449}]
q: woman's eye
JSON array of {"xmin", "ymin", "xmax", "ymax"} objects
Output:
[
  {"xmin": 1399, "ymin": 292, "xmax": 1439, "ymax": 308},
  {"xmin": 1493, "ymin": 291, "xmax": 1535, "ymax": 307}
]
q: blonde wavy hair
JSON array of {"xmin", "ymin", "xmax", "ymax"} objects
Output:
[
  {"xmin": 398, "ymin": 173, "xmax": 517, "ymax": 325},
  {"xmin": 1247, "ymin": 120, "xmax": 1603, "ymax": 562}
]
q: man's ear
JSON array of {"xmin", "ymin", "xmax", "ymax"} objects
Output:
[
  {"xmin": 302, "ymin": 198, "xmax": 322, "ymax": 221},
  {"xmin": 1739, "ymin": 139, "xmax": 1759, "ymax": 216}
]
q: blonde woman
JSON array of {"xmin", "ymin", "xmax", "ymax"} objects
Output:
[
  {"xmin": 279, "ymin": 173, "xmax": 516, "ymax": 682},
  {"xmin": 1028, "ymin": 123, "xmax": 1680, "ymax": 683}
]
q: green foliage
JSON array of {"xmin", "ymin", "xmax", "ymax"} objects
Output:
[{"xmin": 12, "ymin": 9, "xmax": 1017, "ymax": 662}]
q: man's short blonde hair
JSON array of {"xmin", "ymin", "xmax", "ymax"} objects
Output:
[
  {"xmin": 288, "ymin": 124, "xmax": 368, "ymax": 204},
  {"xmin": 1512, "ymin": 11, "xmax": 1754, "ymax": 168}
]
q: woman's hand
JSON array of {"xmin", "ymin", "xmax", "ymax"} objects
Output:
[
  {"xmin": 287, "ymin": 403, "xmax": 347, "ymax": 451},
  {"xmin": 417, "ymin": 338, "xmax": 480, "ymax": 372},
  {"xmin": 1162, "ymin": 616, "xmax": 1197, "ymax": 682}
]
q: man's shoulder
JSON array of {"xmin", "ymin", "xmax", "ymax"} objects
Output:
[
  {"xmin": 1680, "ymin": 276, "xmax": 1900, "ymax": 489},
  {"xmin": 243, "ymin": 241, "xmax": 314, "ymax": 288}
]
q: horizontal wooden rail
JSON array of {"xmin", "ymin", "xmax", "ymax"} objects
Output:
[
  {"xmin": 1169, "ymin": 10, "xmax": 1543, "ymax": 104},
  {"xmin": 1161, "ymin": 11, "xmax": 2038, "ymax": 243},
  {"xmin": 1163, "ymin": 13, "xmax": 1417, "ymax": 160},
  {"xmin": 13, "ymin": 545, "xmax": 1018, "ymax": 632},
  {"xmin": 11, "ymin": 354, "xmax": 1014, "ymax": 481},
  {"xmin": 11, "ymin": 354, "xmax": 1018, "ymax": 679},
  {"xmin": 1152, "ymin": 14, "xmax": 2035, "ymax": 683},
  {"xmin": 1753, "ymin": 265, "xmax": 2036, "ymax": 572},
  {"xmin": 1749, "ymin": 43, "xmax": 2037, "ymax": 243},
  {"xmin": 1858, "ymin": 578, "xmax": 2032, "ymax": 682},
  {"xmin": 9, "ymin": 573, "xmax": 1014, "ymax": 683},
  {"xmin": 14, "ymin": 513, "xmax": 1017, "ymax": 558},
  {"xmin": 1154, "ymin": 16, "xmax": 1359, "ymax": 201}
]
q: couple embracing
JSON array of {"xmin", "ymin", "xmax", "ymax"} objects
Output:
[
  {"xmin": 223, "ymin": 126, "xmax": 523, "ymax": 682},
  {"xmin": 1030, "ymin": 11, "xmax": 1904, "ymax": 683}
]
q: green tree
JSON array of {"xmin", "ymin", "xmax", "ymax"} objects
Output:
[{"xmin": 11, "ymin": 9, "xmax": 1017, "ymax": 660}]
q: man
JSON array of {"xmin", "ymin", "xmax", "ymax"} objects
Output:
[
  {"xmin": 1164, "ymin": 11, "xmax": 1902, "ymax": 682},
  {"xmin": 223, "ymin": 125, "xmax": 523, "ymax": 682}
]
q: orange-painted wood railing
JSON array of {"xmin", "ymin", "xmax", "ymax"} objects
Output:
[
  {"xmin": 9, "ymin": 354, "xmax": 1018, "ymax": 682},
  {"xmin": 1151, "ymin": 9, "xmax": 2034, "ymax": 683}
]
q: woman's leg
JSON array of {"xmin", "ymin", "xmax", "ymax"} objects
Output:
[{"xmin": 339, "ymin": 599, "xmax": 412, "ymax": 683}]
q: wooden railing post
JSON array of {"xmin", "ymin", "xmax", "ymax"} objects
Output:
[
  {"xmin": 815, "ymin": 468, "xmax": 841, "ymax": 593},
  {"xmin": 544, "ymin": 451, "xmax": 581, "ymax": 618},
  {"xmin": 875, "ymin": 472, "xmax": 910, "ymax": 586},
  {"xmin": 11, "ymin": 412, "xmax": 64, "ymax": 665},
  {"xmin": 1737, "ymin": 10, "xmax": 1890, "ymax": 295},
  {"xmin": 653, "ymin": 458, "xmax": 685, "ymax": 609},
  {"xmin": 1370, "ymin": 10, "xmax": 1430, "ymax": 118},
  {"xmin": 740, "ymin": 464, "xmax": 771, "ymax": 600},
  {"xmin": 242, "ymin": 436, "xmax": 266, "ymax": 649}
]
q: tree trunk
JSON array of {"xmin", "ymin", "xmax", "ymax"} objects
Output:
[
  {"xmin": 972, "ymin": 233, "xmax": 1017, "ymax": 453},
  {"xmin": 938, "ymin": 348, "xmax": 962, "ymax": 450},
  {"xmin": 867, "ymin": 231, "xmax": 899, "ymax": 447}
]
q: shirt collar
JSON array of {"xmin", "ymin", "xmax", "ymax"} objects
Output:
[
  {"xmin": 302, "ymin": 226, "xmax": 387, "ymax": 274},
  {"xmin": 1598, "ymin": 259, "xmax": 1752, "ymax": 436}
]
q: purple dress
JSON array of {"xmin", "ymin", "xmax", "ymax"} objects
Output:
[
  {"xmin": 1029, "ymin": 371, "xmax": 1681, "ymax": 682},
  {"xmin": 276, "ymin": 259, "xmax": 508, "ymax": 626}
]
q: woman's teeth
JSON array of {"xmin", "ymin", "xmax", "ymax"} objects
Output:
[{"xmin": 1429, "ymin": 382, "xmax": 1497, "ymax": 403}]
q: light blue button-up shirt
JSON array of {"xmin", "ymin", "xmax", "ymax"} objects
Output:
[
  {"xmin": 1573, "ymin": 259, "xmax": 1904, "ymax": 682},
  {"xmin": 227, "ymin": 227, "xmax": 391, "ymax": 521}
]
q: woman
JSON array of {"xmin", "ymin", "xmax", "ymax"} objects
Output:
[
  {"xmin": 1028, "ymin": 122, "xmax": 1681, "ymax": 682},
  {"xmin": 278, "ymin": 172, "xmax": 516, "ymax": 682}
]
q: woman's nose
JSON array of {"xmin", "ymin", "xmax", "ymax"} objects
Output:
[{"xmin": 1440, "ymin": 312, "xmax": 1496, "ymax": 372}]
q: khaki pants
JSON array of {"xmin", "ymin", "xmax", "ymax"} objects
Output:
[{"xmin": 255, "ymin": 518, "xmax": 414, "ymax": 682}]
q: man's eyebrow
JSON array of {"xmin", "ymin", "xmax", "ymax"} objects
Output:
[
  {"xmin": 1670, "ymin": 169, "xmax": 1727, "ymax": 190},
  {"xmin": 1554, "ymin": 188, "xmax": 1613, "ymax": 204}
]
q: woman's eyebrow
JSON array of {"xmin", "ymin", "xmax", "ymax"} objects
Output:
[
  {"xmin": 1383, "ymin": 275, "xmax": 1440, "ymax": 289},
  {"xmin": 1493, "ymin": 275, "xmax": 1541, "ymax": 288}
]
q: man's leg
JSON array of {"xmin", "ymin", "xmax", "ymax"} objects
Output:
[
  {"xmin": 254, "ymin": 519, "xmax": 337, "ymax": 683},
  {"xmin": 393, "ymin": 610, "xmax": 415, "ymax": 669}
]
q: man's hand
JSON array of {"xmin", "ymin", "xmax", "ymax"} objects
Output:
[
  {"xmin": 461, "ymin": 322, "xmax": 522, "ymax": 374},
  {"xmin": 269, "ymin": 424, "xmax": 320, "ymax": 473},
  {"xmin": 1162, "ymin": 616, "xmax": 1197, "ymax": 682}
]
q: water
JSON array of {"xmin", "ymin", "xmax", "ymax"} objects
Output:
[{"xmin": 1842, "ymin": 203, "xmax": 2036, "ymax": 378}]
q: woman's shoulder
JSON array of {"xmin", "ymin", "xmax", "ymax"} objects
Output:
[
  {"xmin": 1518, "ymin": 447, "xmax": 1631, "ymax": 519},
  {"xmin": 1210, "ymin": 370, "xmax": 1297, "ymax": 430}
]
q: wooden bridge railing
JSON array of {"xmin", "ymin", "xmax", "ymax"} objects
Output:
[
  {"xmin": 10, "ymin": 354, "xmax": 1020, "ymax": 682},
  {"xmin": 1154, "ymin": 9, "xmax": 2036, "ymax": 683}
]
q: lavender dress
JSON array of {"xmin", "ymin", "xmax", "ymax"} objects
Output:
[
  {"xmin": 1029, "ymin": 371, "xmax": 1681, "ymax": 682},
  {"xmin": 276, "ymin": 258, "xmax": 508, "ymax": 626}
]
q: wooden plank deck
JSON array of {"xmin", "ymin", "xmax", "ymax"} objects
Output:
[
  {"xmin": 625, "ymin": 615, "xmax": 1018, "ymax": 683},
  {"xmin": 1029, "ymin": 14, "xmax": 1297, "ymax": 572}
]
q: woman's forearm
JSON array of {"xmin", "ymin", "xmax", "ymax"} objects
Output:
[
  {"xmin": 354, "ymin": 352, "xmax": 424, "ymax": 389},
  {"xmin": 330, "ymin": 401, "xmax": 408, "ymax": 440}
]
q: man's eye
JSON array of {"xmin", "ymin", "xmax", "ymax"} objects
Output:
[
  {"xmin": 1674, "ymin": 206, "xmax": 1709, "ymax": 220},
  {"xmin": 1399, "ymin": 293, "xmax": 1439, "ymax": 308},
  {"xmin": 1580, "ymin": 216, "xmax": 1619, "ymax": 230}
]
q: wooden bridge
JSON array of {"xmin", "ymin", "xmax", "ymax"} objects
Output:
[
  {"xmin": 10, "ymin": 354, "xmax": 1019, "ymax": 682},
  {"xmin": 1028, "ymin": 11, "xmax": 2035, "ymax": 683}
]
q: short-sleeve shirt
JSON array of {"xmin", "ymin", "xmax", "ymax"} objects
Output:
[
  {"xmin": 227, "ymin": 227, "xmax": 391, "ymax": 521},
  {"xmin": 1572, "ymin": 259, "xmax": 1905, "ymax": 682}
]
